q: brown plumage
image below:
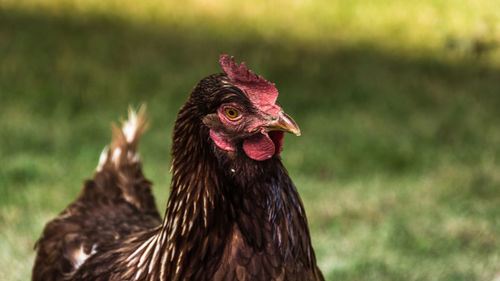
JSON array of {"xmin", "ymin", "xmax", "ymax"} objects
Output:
[{"xmin": 32, "ymin": 55, "xmax": 324, "ymax": 281}]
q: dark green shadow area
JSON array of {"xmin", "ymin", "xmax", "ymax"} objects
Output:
[{"xmin": 1, "ymin": 7, "xmax": 500, "ymax": 281}]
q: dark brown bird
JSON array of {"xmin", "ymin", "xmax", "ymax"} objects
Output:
[{"xmin": 32, "ymin": 55, "xmax": 324, "ymax": 281}]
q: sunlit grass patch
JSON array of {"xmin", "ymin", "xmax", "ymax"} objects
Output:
[{"xmin": 2, "ymin": 0, "xmax": 500, "ymax": 60}]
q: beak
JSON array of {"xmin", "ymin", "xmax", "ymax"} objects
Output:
[{"xmin": 265, "ymin": 111, "xmax": 301, "ymax": 136}]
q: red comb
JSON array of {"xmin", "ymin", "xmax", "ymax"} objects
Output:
[{"xmin": 219, "ymin": 55, "xmax": 280, "ymax": 114}]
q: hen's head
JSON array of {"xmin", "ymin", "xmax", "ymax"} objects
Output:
[{"xmin": 188, "ymin": 55, "xmax": 300, "ymax": 161}]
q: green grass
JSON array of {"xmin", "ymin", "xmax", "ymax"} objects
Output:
[{"xmin": 1, "ymin": 1, "xmax": 500, "ymax": 280}]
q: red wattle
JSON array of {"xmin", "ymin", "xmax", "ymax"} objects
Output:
[
  {"xmin": 243, "ymin": 133, "xmax": 275, "ymax": 161},
  {"xmin": 210, "ymin": 130, "xmax": 285, "ymax": 161}
]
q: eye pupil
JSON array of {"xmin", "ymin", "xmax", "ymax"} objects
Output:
[{"xmin": 225, "ymin": 108, "xmax": 239, "ymax": 119}]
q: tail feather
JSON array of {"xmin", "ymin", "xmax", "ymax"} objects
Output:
[
  {"xmin": 97, "ymin": 105, "xmax": 149, "ymax": 171},
  {"xmin": 92, "ymin": 105, "xmax": 158, "ymax": 214},
  {"xmin": 112, "ymin": 105, "xmax": 149, "ymax": 160}
]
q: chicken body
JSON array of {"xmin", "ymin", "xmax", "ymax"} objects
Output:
[{"xmin": 32, "ymin": 56, "xmax": 324, "ymax": 281}]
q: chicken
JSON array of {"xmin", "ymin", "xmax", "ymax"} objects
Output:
[{"xmin": 32, "ymin": 55, "xmax": 324, "ymax": 281}]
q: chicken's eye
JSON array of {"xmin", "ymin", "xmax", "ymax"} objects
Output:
[{"xmin": 224, "ymin": 108, "xmax": 240, "ymax": 119}]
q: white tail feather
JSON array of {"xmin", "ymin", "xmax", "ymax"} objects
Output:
[
  {"xmin": 96, "ymin": 146, "xmax": 109, "ymax": 172},
  {"xmin": 123, "ymin": 107, "xmax": 139, "ymax": 143},
  {"xmin": 95, "ymin": 105, "xmax": 148, "ymax": 171}
]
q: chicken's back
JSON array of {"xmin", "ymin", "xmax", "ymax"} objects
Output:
[{"xmin": 32, "ymin": 107, "xmax": 161, "ymax": 281}]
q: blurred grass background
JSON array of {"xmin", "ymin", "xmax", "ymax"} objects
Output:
[{"xmin": 1, "ymin": 0, "xmax": 500, "ymax": 280}]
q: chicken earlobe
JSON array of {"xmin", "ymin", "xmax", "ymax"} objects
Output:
[{"xmin": 209, "ymin": 129, "xmax": 236, "ymax": 152}]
